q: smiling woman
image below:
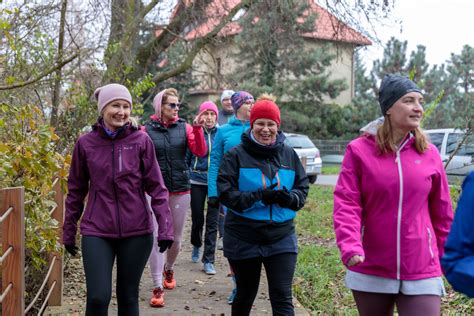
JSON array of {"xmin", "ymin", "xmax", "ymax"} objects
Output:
[
  {"xmin": 333, "ymin": 74, "xmax": 454, "ymax": 315},
  {"xmin": 101, "ymin": 100, "xmax": 131, "ymax": 131}
]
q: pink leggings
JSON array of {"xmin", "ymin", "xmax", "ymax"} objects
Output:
[
  {"xmin": 352, "ymin": 290, "xmax": 440, "ymax": 316},
  {"xmin": 149, "ymin": 194, "xmax": 190, "ymax": 288}
]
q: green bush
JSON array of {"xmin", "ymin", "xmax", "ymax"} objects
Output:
[{"xmin": 0, "ymin": 103, "xmax": 68, "ymax": 312}]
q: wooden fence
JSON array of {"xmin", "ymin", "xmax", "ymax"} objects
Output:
[{"xmin": 0, "ymin": 179, "xmax": 64, "ymax": 315}]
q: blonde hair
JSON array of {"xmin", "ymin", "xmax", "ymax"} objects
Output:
[
  {"xmin": 256, "ymin": 93, "xmax": 277, "ymax": 102},
  {"xmin": 162, "ymin": 88, "xmax": 179, "ymax": 104},
  {"xmin": 376, "ymin": 116, "xmax": 429, "ymax": 154}
]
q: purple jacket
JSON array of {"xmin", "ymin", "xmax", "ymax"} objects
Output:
[{"xmin": 63, "ymin": 121, "xmax": 173, "ymax": 245}]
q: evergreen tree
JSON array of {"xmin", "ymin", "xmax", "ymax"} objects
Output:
[{"xmin": 226, "ymin": 0, "xmax": 347, "ymax": 104}]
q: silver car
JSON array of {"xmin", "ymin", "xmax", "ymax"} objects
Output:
[
  {"xmin": 284, "ymin": 133, "xmax": 322, "ymax": 183},
  {"xmin": 425, "ymin": 128, "xmax": 473, "ymax": 176}
]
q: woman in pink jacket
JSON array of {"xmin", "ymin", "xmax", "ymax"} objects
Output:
[{"xmin": 333, "ymin": 74, "xmax": 453, "ymax": 315}]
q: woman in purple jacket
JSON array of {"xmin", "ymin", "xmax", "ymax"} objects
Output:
[
  {"xmin": 63, "ymin": 83, "xmax": 174, "ymax": 316},
  {"xmin": 334, "ymin": 75, "xmax": 453, "ymax": 315}
]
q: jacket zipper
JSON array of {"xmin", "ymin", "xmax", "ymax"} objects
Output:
[
  {"xmin": 112, "ymin": 142, "xmax": 122, "ymax": 237},
  {"xmin": 267, "ymin": 158, "xmax": 273, "ymax": 223},
  {"xmin": 118, "ymin": 146, "xmax": 123, "ymax": 172},
  {"xmin": 395, "ymin": 137, "xmax": 411, "ymax": 280}
]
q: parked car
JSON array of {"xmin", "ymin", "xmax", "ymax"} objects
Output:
[
  {"xmin": 284, "ymin": 133, "xmax": 322, "ymax": 184},
  {"xmin": 425, "ymin": 128, "xmax": 473, "ymax": 176}
]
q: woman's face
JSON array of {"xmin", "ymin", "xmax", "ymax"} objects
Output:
[
  {"xmin": 252, "ymin": 118, "xmax": 278, "ymax": 145},
  {"xmin": 102, "ymin": 99, "xmax": 131, "ymax": 131},
  {"xmin": 161, "ymin": 95, "xmax": 179, "ymax": 121},
  {"xmin": 221, "ymin": 97, "xmax": 233, "ymax": 112},
  {"xmin": 201, "ymin": 110, "xmax": 217, "ymax": 129},
  {"xmin": 387, "ymin": 91, "xmax": 424, "ymax": 132},
  {"xmin": 236, "ymin": 100, "xmax": 253, "ymax": 120}
]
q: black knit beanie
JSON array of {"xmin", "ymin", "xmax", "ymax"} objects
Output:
[{"xmin": 378, "ymin": 74, "xmax": 422, "ymax": 115}]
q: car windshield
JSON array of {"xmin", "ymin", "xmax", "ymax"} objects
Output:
[
  {"xmin": 285, "ymin": 136, "xmax": 315, "ymax": 149},
  {"xmin": 446, "ymin": 133, "xmax": 474, "ymax": 157}
]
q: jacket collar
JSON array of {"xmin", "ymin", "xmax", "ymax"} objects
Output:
[
  {"xmin": 241, "ymin": 129, "xmax": 285, "ymax": 158},
  {"xmin": 92, "ymin": 118, "xmax": 136, "ymax": 140}
]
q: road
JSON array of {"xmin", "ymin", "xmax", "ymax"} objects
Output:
[{"xmin": 315, "ymin": 174, "xmax": 338, "ymax": 186}]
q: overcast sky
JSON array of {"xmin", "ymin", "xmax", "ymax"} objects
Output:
[{"xmin": 359, "ymin": 0, "xmax": 474, "ymax": 69}]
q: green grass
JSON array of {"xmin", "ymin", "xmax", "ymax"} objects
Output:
[
  {"xmin": 295, "ymin": 185, "xmax": 473, "ymax": 315},
  {"xmin": 322, "ymin": 164, "xmax": 341, "ymax": 175}
]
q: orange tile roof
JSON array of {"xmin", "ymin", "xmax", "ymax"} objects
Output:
[{"xmin": 180, "ymin": 0, "xmax": 371, "ymax": 46}]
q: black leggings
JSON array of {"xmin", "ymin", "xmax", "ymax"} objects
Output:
[
  {"xmin": 190, "ymin": 184, "xmax": 219, "ymax": 263},
  {"xmin": 81, "ymin": 234, "xmax": 153, "ymax": 316},
  {"xmin": 229, "ymin": 252, "xmax": 297, "ymax": 316}
]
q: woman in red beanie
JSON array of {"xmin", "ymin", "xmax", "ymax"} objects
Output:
[{"xmin": 216, "ymin": 98, "xmax": 309, "ymax": 315}]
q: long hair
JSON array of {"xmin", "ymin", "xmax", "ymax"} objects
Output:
[{"xmin": 376, "ymin": 116, "xmax": 429, "ymax": 154}]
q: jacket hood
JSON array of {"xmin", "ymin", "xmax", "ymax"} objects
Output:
[
  {"xmin": 360, "ymin": 116, "xmax": 385, "ymax": 136},
  {"xmin": 227, "ymin": 115, "xmax": 249, "ymax": 126},
  {"xmin": 241, "ymin": 129, "xmax": 286, "ymax": 158}
]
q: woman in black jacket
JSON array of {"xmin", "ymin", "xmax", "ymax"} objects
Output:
[{"xmin": 217, "ymin": 99, "xmax": 309, "ymax": 315}]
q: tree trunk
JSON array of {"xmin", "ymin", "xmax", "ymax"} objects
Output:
[{"xmin": 50, "ymin": 0, "xmax": 68, "ymax": 128}]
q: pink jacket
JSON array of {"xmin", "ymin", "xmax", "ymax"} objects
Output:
[{"xmin": 334, "ymin": 134, "xmax": 453, "ymax": 280}]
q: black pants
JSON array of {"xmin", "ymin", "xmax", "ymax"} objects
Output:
[
  {"xmin": 229, "ymin": 252, "xmax": 297, "ymax": 316},
  {"xmin": 82, "ymin": 234, "xmax": 153, "ymax": 316},
  {"xmin": 190, "ymin": 184, "xmax": 219, "ymax": 263}
]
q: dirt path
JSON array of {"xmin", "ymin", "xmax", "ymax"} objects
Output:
[{"xmin": 46, "ymin": 215, "xmax": 309, "ymax": 315}]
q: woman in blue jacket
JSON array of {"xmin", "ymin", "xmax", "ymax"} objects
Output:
[
  {"xmin": 187, "ymin": 101, "xmax": 219, "ymax": 274},
  {"xmin": 442, "ymin": 171, "xmax": 474, "ymax": 298},
  {"xmin": 217, "ymin": 99, "xmax": 309, "ymax": 315},
  {"xmin": 207, "ymin": 90, "xmax": 254, "ymax": 303}
]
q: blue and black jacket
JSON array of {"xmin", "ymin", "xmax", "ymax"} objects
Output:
[
  {"xmin": 217, "ymin": 130, "xmax": 309, "ymax": 244},
  {"xmin": 442, "ymin": 171, "xmax": 474, "ymax": 298},
  {"xmin": 186, "ymin": 126, "xmax": 217, "ymax": 185}
]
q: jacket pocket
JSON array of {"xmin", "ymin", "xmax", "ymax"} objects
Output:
[{"xmin": 117, "ymin": 144, "xmax": 139, "ymax": 175}]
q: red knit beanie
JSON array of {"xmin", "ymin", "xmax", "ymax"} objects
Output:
[{"xmin": 250, "ymin": 100, "xmax": 281, "ymax": 127}]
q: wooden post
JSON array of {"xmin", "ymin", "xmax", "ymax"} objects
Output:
[
  {"xmin": 0, "ymin": 187, "xmax": 25, "ymax": 316},
  {"xmin": 47, "ymin": 179, "xmax": 64, "ymax": 306}
]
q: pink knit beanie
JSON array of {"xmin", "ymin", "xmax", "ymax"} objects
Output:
[
  {"xmin": 152, "ymin": 90, "xmax": 166, "ymax": 119},
  {"xmin": 199, "ymin": 101, "xmax": 219, "ymax": 116},
  {"xmin": 94, "ymin": 83, "xmax": 132, "ymax": 115}
]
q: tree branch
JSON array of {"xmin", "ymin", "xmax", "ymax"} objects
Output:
[
  {"xmin": 0, "ymin": 53, "xmax": 79, "ymax": 90},
  {"xmin": 151, "ymin": 0, "xmax": 251, "ymax": 84}
]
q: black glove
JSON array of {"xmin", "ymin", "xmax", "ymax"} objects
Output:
[
  {"xmin": 261, "ymin": 183, "xmax": 279, "ymax": 205},
  {"xmin": 207, "ymin": 197, "xmax": 219, "ymax": 208},
  {"xmin": 158, "ymin": 240, "xmax": 173, "ymax": 253},
  {"xmin": 275, "ymin": 187, "xmax": 295, "ymax": 209},
  {"xmin": 64, "ymin": 244, "xmax": 79, "ymax": 256}
]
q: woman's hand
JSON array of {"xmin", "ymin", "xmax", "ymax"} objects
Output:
[
  {"xmin": 193, "ymin": 111, "xmax": 206, "ymax": 126},
  {"xmin": 64, "ymin": 244, "xmax": 79, "ymax": 256},
  {"xmin": 347, "ymin": 255, "xmax": 365, "ymax": 267}
]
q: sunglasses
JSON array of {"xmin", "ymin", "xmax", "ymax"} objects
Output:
[{"xmin": 164, "ymin": 103, "xmax": 181, "ymax": 109}]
